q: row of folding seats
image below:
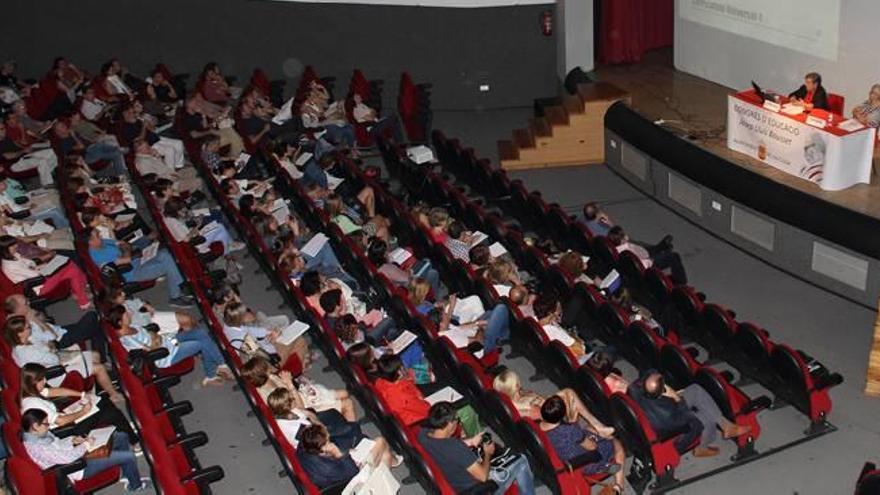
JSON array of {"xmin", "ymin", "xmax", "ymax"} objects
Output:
[
  {"xmin": 373, "ymin": 143, "xmax": 779, "ymax": 491},
  {"xmin": 428, "ymin": 130, "xmax": 844, "ymax": 430},
  {"xmin": 183, "ymin": 127, "xmax": 506, "ymax": 493},
  {"xmin": 397, "ymin": 72, "xmax": 432, "ymax": 143}
]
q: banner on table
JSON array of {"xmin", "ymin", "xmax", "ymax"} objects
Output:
[{"xmin": 726, "ymin": 96, "xmax": 827, "ymax": 183}]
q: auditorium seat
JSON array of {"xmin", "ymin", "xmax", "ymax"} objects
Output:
[
  {"xmin": 855, "ymin": 462, "xmax": 880, "ymax": 495},
  {"xmin": 827, "ymin": 93, "xmax": 845, "ymax": 115}
]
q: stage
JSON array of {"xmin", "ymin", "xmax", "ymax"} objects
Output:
[{"xmin": 593, "ymin": 49, "xmax": 880, "ymax": 221}]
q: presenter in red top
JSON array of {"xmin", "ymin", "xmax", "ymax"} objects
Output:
[{"xmin": 788, "ymin": 72, "xmax": 829, "ymax": 111}]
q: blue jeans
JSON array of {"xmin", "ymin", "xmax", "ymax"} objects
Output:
[
  {"xmin": 303, "ymin": 244, "xmax": 357, "ymax": 286},
  {"xmin": 83, "ymin": 432, "xmax": 142, "ymax": 489},
  {"xmin": 172, "ymin": 326, "xmax": 225, "ymax": 378},
  {"xmin": 125, "ymin": 248, "xmax": 184, "ymax": 299},
  {"xmin": 85, "ymin": 142, "xmax": 127, "ymax": 177},
  {"xmin": 480, "ymin": 304, "xmax": 510, "ymax": 354},
  {"xmin": 302, "ymin": 159, "xmax": 328, "ymax": 189},
  {"xmin": 29, "ymin": 206, "xmax": 69, "ymax": 229},
  {"xmin": 490, "ymin": 454, "xmax": 535, "ymax": 495},
  {"xmin": 324, "ymin": 123, "xmax": 355, "ymax": 148},
  {"xmin": 366, "ymin": 317, "xmax": 400, "ymax": 344}
]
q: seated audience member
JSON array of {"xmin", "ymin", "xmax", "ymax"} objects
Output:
[
  {"xmin": 607, "ymin": 225, "xmax": 687, "ymax": 284},
  {"xmin": 268, "ymin": 388, "xmax": 364, "ymax": 450},
  {"xmin": 19, "ymin": 363, "xmax": 138, "ymax": 442},
  {"xmin": 788, "ymin": 71, "xmax": 829, "ymax": 112},
  {"xmin": 320, "ymin": 288, "xmax": 400, "ymax": 343},
  {"xmin": 162, "ymin": 196, "xmax": 243, "ymax": 254},
  {"xmin": 78, "ymin": 86, "xmax": 109, "ymax": 122},
  {"xmin": 629, "ymin": 371, "xmax": 751, "ymax": 458},
  {"xmin": 367, "ymin": 238, "xmax": 442, "ymax": 296},
  {"xmin": 0, "ymin": 120, "xmax": 59, "ymax": 186},
  {"xmin": 335, "ymin": 314, "xmax": 430, "ymax": 383},
  {"xmin": 134, "ymin": 138, "xmax": 201, "ymax": 193},
  {"xmin": 222, "ymin": 300, "xmax": 310, "ymax": 367},
  {"xmin": 108, "ymin": 304, "xmax": 232, "ymax": 387},
  {"xmin": 556, "ymin": 250, "xmax": 600, "ymax": 285},
  {"xmin": 419, "ymin": 402, "xmax": 536, "ymax": 495},
  {"xmin": 582, "ymin": 202, "xmax": 613, "ymax": 236},
  {"xmin": 0, "ymin": 174, "xmax": 70, "ymax": 229},
  {"xmin": 5, "ymin": 315, "xmax": 121, "ymax": 400},
  {"xmin": 539, "ymin": 396, "xmax": 625, "ymax": 492},
  {"xmin": 241, "ymin": 356, "xmax": 356, "ymax": 420},
  {"xmin": 350, "ymin": 92, "xmax": 404, "ymax": 142},
  {"xmin": 469, "ymin": 244, "xmax": 491, "ymax": 275},
  {"xmin": 533, "ymin": 291, "xmax": 591, "ymax": 363},
  {"xmin": 118, "ymin": 102, "xmax": 185, "ymax": 169},
  {"xmin": 5, "ymin": 294, "xmax": 106, "ymax": 359},
  {"xmin": 21, "ymin": 409, "xmax": 152, "ymax": 493},
  {"xmin": 181, "ymin": 97, "xmax": 244, "ymax": 157},
  {"xmin": 326, "ymin": 193, "xmax": 390, "ymax": 242},
  {"xmin": 199, "ymin": 62, "xmax": 236, "ymax": 106},
  {"xmin": 143, "ymin": 68, "xmax": 179, "ymax": 113},
  {"xmin": 95, "ymin": 59, "xmax": 135, "ymax": 102},
  {"xmin": 587, "ymin": 351, "xmax": 630, "ymax": 395},
  {"xmin": 85, "ymin": 227, "xmax": 195, "ymax": 307},
  {"xmin": 492, "ymin": 369, "xmax": 614, "ymax": 435},
  {"xmin": 375, "ymin": 355, "xmax": 480, "ymax": 435},
  {"xmin": 210, "ymin": 282, "xmax": 290, "ymax": 329},
  {"xmin": 346, "ymin": 342, "xmax": 381, "ymax": 380},
  {"xmin": 427, "ymin": 207, "xmax": 450, "ymax": 244},
  {"xmin": 102, "ymin": 287, "xmax": 196, "ymax": 334},
  {"xmin": 852, "ymin": 84, "xmax": 880, "ymax": 128},
  {"xmin": 6, "ymin": 100, "xmax": 52, "ymax": 146},
  {"xmin": 433, "ymin": 292, "xmax": 511, "ymax": 355},
  {"xmin": 300, "ymin": 82, "xmax": 356, "ymax": 151},
  {"xmin": 486, "ymin": 259, "xmax": 522, "ymax": 297},
  {"xmin": 444, "ymin": 220, "xmax": 475, "ymax": 263},
  {"xmin": 0, "ymin": 235, "xmax": 91, "ymax": 309},
  {"xmin": 297, "ymin": 424, "xmax": 398, "ymax": 490},
  {"xmin": 508, "ymin": 284, "xmax": 535, "ymax": 318},
  {"xmin": 53, "ymin": 119, "xmax": 127, "ymax": 177}
]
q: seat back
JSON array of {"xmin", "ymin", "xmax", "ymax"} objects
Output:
[
  {"xmin": 576, "ymin": 366, "xmax": 613, "ymax": 425},
  {"xmin": 627, "ymin": 321, "xmax": 662, "ymax": 370},
  {"xmin": 827, "ymin": 93, "xmax": 845, "ymax": 115}
]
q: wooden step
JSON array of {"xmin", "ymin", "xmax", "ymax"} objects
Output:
[
  {"xmin": 497, "ymin": 139, "xmax": 519, "ymax": 161},
  {"xmin": 529, "ymin": 117, "xmax": 552, "ymax": 138},
  {"xmin": 533, "ymin": 96, "xmax": 562, "ymax": 118},
  {"xmin": 562, "ymin": 94, "xmax": 585, "ymax": 114},
  {"xmin": 513, "ymin": 128, "xmax": 535, "ymax": 149},
  {"xmin": 544, "ymin": 106, "xmax": 569, "ymax": 126},
  {"xmin": 867, "ymin": 298, "xmax": 880, "ymax": 397}
]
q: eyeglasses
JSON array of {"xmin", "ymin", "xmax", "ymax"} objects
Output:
[{"xmin": 39, "ymin": 421, "xmax": 50, "ymax": 427}]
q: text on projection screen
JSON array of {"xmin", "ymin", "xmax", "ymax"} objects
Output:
[{"xmin": 679, "ymin": 0, "xmax": 840, "ymax": 61}]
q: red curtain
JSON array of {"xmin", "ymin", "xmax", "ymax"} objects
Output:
[{"xmin": 598, "ymin": 0, "xmax": 674, "ymax": 64}]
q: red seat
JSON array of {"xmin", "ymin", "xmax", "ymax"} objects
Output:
[{"xmin": 827, "ymin": 93, "xmax": 845, "ymax": 115}]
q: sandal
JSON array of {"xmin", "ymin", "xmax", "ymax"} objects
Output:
[{"xmin": 201, "ymin": 376, "xmax": 226, "ymax": 387}]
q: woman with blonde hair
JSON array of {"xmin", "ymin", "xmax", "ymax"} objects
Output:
[
  {"xmin": 268, "ymin": 388, "xmax": 364, "ymax": 450},
  {"xmin": 492, "ymin": 368, "xmax": 613, "ymax": 437}
]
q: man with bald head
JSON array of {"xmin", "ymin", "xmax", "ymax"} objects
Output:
[
  {"xmin": 630, "ymin": 370, "xmax": 750, "ymax": 458},
  {"xmin": 4, "ymin": 294, "xmax": 105, "ymax": 358}
]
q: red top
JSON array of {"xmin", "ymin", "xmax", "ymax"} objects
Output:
[
  {"xmin": 374, "ymin": 377, "xmax": 429, "ymax": 425},
  {"xmin": 804, "ymin": 91, "xmax": 815, "ymax": 105}
]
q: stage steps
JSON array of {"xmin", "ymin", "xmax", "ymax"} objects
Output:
[{"xmin": 498, "ymin": 81, "xmax": 629, "ymax": 170}]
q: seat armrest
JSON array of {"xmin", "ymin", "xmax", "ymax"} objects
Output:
[
  {"xmin": 182, "ymin": 465, "xmax": 225, "ymax": 486},
  {"xmin": 143, "ymin": 347, "xmax": 170, "ymax": 364},
  {"xmin": 8, "ymin": 209, "xmax": 31, "ymax": 220},
  {"xmin": 173, "ymin": 431, "xmax": 208, "ymax": 450},
  {"xmin": 45, "ymin": 365, "xmax": 66, "ymax": 380},
  {"xmin": 114, "ymin": 263, "xmax": 133, "ymax": 274},
  {"xmin": 164, "ymin": 400, "xmax": 194, "ymax": 418},
  {"xmin": 54, "ymin": 458, "xmax": 87, "ymax": 476},
  {"xmin": 151, "ymin": 374, "xmax": 181, "ymax": 389},
  {"xmin": 742, "ymin": 395, "xmax": 772, "ymax": 415},
  {"xmin": 22, "ymin": 275, "xmax": 47, "ymax": 292},
  {"xmin": 813, "ymin": 372, "xmax": 843, "ymax": 391},
  {"xmin": 14, "ymin": 196, "xmax": 29, "ymax": 205},
  {"xmin": 556, "ymin": 450, "xmax": 602, "ymax": 473},
  {"xmin": 189, "ymin": 235, "xmax": 206, "ymax": 246}
]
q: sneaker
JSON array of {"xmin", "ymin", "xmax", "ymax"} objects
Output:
[
  {"xmin": 125, "ymin": 478, "xmax": 154, "ymax": 493},
  {"xmin": 169, "ymin": 295, "xmax": 195, "ymax": 308}
]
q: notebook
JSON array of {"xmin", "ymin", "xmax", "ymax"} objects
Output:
[
  {"xmin": 37, "ymin": 256, "xmax": 69, "ymax": 276},
  {"xmin": 387, "ymin": 330, "xmax": 418, "ymax": 355},
  {"xmin": 86, "ymin": 426, "xmax": 116, "ymax": 452},
  {"xmin": 300, "ymin": 233, "xmax": 329, "ymax": 258},
  {"xmin": 425, "ymin": 386, "xmax": 464, "ymax": 405}
]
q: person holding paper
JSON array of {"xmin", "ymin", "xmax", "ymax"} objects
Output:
[
  {"xmin": 118, "ymin": 102, "xmax": 185, "ymax": 169},
  {"xmin": 221, "ymin": 300, "xmax": 311, "ymax": 368},
  {"xmin": 80, "ymin": 210, "xmax": 153, "ymax": 252},
  {"xmin": 144, "ymin": 68, "xmax": 179, "ymax": 111},
  {"xmin": 102, "ymin": 287, "xmax": 196, "ymax": 335},
  {"xmin": 0, "ymin": 235, "xmax": 92, "ymax": 309},
  {"xmin": 133, "ymin": 138, "xmax": 201, "ymax": 194},
  {"xmin": 326, "ymin": 193, "xmax": 391, "ymax": 243},
  {"xmin": 0, "ymin": 121, "xmax": 59, "ymax": 186},
  {"xmin": 0, "ymin": 177, "xmax": 70, "ymax": 231},
  {"xmin": 533, "ymin": 292, "xmax": 591, "ymax": 363},
  {"xmin": 181, "ymin": 97, "xmax": 244, "ymax": 158},
  {"xmin": 268, "ymin": 388, "xmax": 365, "ymax": 450},
  {"xmin": 419, "ymin": 287, "xmax": 511, "ymax": 355},
  {"xmin": 367, "ymin": 238, "xmax": 443, "ymax": 297},
  {"xmin": 335, "ymin": 314, "xmax": 431, "ymax": 384},
  {"xmin": 319, "ymin": 289, "xmax": 401, "ymax": 344},
  {"xmin": 297, "ymin": 424, "xmax": 398, "ymax": 490},
  {"xmin": 108, "ymin": 304, "xmax": 232, "ymax": 387},
  {"xmin": 5, "ymin": 315, "xmax": 122, "ymax": 401},
  {"xmin": 241, "ymin": 356, "xmax": 357, "ymax": 420},
  {"xmin": 788, "ymin": 72, "xmax": 829, "ymax": 112},
  {"xmin": 374, "ymin": 355, "xmax": 481, "ymax": 436},
  {"xmin": 86, "ymin": 227, "xmax": 195, "ymax": 307},
  {"xmin": 162, "ymin": 196, "xmax": 243, "ymax": 254},
  {"xmin": 556, "ymin": 251, "xmax": 602, "ymax": 286},
  {"xmin": 52, "ymin": 118, "xmax": 127, "ymax": 177},
  {"xmin": 21, "ymin": 409, "xmax": 152, "ymax": 493},
  {"xmin": 444, "ymin": 221, "xmax": 477, "ymax": 263},
  {"xmin": 19, "ymin": 363, "xmax": 139, "ymax": 443},
  {"xmin": 0, "ymin": 214, "xmax": 74, "ymax": 254},
  {"xmin": 5, "ymin": 294, "xmax": 107, "ymax": 360}
]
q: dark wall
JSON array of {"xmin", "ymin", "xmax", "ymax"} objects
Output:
[{"xmin": 0, "ymin": 0, "xmax": 557, "ymax": 110}]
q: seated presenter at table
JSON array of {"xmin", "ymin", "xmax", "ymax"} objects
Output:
[
  {"xmin": 852, "ymin": 84, "xmax": 880, "ymax": 129},
  {"xmin": 788, "ymin": 72, "xmax": 828, "ymax": 112}
]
